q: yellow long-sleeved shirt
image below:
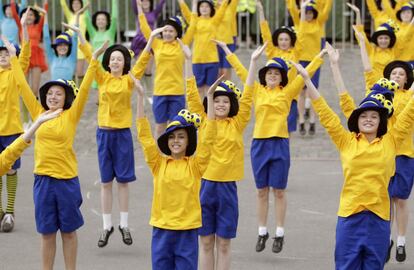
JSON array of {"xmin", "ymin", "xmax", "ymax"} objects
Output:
[
  {"xmin": 382, "ymin": 0, "xmax": 411, "ymax": 26},
  {"xmin": 16, "ymin": 57, "xmax": 97, "ymax": 179},
  {"xmin": 216, "ymin": 0, "xmax": 239, "ymax": 44},
  {"xmin": 396, "ymin": 23, "xmax": 414, "ymax": 61},
  {"xmin": 80, "ymin": 44, "xmax": 150, "ymax": 128},
  {"xmin": 226, "ymin": 53, "xmax": 323, "ymax": 138},
  {"xmin": 186, "ymin": 76, "xmax": 252, "ymax": 181},
  {"xmin": 355, "ymin": 24, "xmax": 414, "ymax": 82},
  {"xmin": 137, "ymin": 117, "xmax": 217, "ymax": 230},
  {"xmin": 313, "ymin": 96, "xmax": 414, "ymax": 220},
  {"xmin": 179, "ymin": 1, "xmax": 228, "ymax": 64},
  {"xmin": 0, "ymin": 137, "xmax": 30, "ymax": 176},
  {"xmin": 139, "ymin": 13, "xmax": 196, "ymax": 96},
  {"xmin": 0, "ymin": 41, "xmax": 31, "ymax": 136},
  {"xmin": 366, "ymin": 0, "xmax": 390, "ymax": 29}
]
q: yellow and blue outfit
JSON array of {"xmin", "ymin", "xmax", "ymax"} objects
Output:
[
  {"xmin": 15, "ymin": 56, "xmax": 97, "ymax": 233},
  {"xmin": 179, "ymin": 0, "xmax": 228, "ymax": 87},
  {"xmin": 139, "ymin": 12, "xmax": 196, "ymax": 124},
  {"xmin": 226, "ymin": 52, "xmax": 323, "ymax": 188},
  {"xmin": 186, "ymin": 76, "xmax": 253, "ymax": 238},
  {"xmin": 136, "ymin": 117, "xmax": 216, "ymax": 269},
  {"xmin": 312, "ymin": 93, "xmax": 414, "ymax": 269}
]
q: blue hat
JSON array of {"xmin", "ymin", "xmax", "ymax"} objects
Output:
[
  {"xmin": 372, "ymin": 20, "xmax": 399, "ymax": 48},
  {"xmin": 163, "ymin": 16, "xmax": 187, "ymax": 39},
  {"xmin": 396, "ymin": 3, "xmax": 414, "ymax": 22},
  {"xmin": 305, "ymin": 0, "xmax": 318, "ymax": 19},
  {"xmin": 52, "ymin": 32, "xmax": 72, "ymax": 56},
  {"xmin": 157, "ymin": 109, "xmax": 201, "ymax": 156},
  {"xmin": 258, "ymin": 57, "xmax": 291, "ymax": 87},
  {"xmin": 347, "ymin": 78, "xmax": 396, "ymax": 137},
  {"xmin": 39, "ymin": 79, "xmax": 79, "ymax": 110},
  {"xmin": 202, "ymin": 80, "xmax": 242, "ymax": 117}
]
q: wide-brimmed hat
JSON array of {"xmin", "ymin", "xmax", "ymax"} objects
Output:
[
  {"xmin": 197, "ymin": 0, "xmax": 215, "ymax": 17},
  {"xmin": 347, "ymin": 79, "xmax": 397, "ymax": 137},
  {"xmin": 51, "ymin": 32, "xmax": 72, "ymax": 56},
  {"xmin": 163, "ymin": 16, "xmax": 187, "ymax": 39},
  {"xmin": 272, "ymin": 26, "xmax": 297, "ymax": 47},
  {"xmin": 92, "ymin": 11, "xmax": 111, "ymax": 30},
  {"xmin": 20, "ymin": 7, "xmax": 40, "ymax": 24},
  {"xmin": 157, "ymin": 109, "xmax": 201, "ymax": 156},
  {"xmin": 203, "ymin": 80, "xmax": 242, "ymax": 117},
  {"xmin": 258, "ymin": 57, "xmax": 290, "ymax": 87},
  {"xmin": 396, "ymin": 2, "xmax": 414, "ymax": 22},
  {"xmin": 39, "ymin": 79, "xmax": 79, "ymax": 110},
  {"xmin": 305, "ymin": 0, "xmax": 318, "ymax": 19},
  {"xmin": 383, "ymin": 60, "xmax": 414, "ymax": 90},
  {"xmin": 372, "ymin": 20, "xmax": 399, "ymax": 48},
  {"xmin": 102, "ymin": 44, "xmax": 134, "ymax": 75}
]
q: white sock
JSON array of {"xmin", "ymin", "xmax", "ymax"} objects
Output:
[
  {"xmin": 276, "ymin": 227, "xmax": 284, "ymax": 237},
  {"xmin": 258, "ymin": 226, "xmax": 267, "ymax": 236},
  {"xmin": 397, "ymin": 235, "xmax": 406, "ymax": 247},
  {"xmin": 120, "ymin": 212, "xmax": 129, "ymax": 229},
  {"xmin": 305, "ymin": 97, "xmax": 311, "ymax": 109},
  {"xmin": 103, "ymin": 214, "xmax": 112, "ymax": 230}
]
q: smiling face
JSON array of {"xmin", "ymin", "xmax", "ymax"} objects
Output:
[
  {"xmin": 26, "ymin": 10, "xmax": 36, "ymax": 25},
  {"xmin": 377, "ymin": 34, "xmax": 391, "ymax": 48},
  {"xmin": 265, "ymin": 68, "xmax": 282, "ymax": 88},
  {"xmin": 162, "ymin": 25, "xmax": 178, "ymax": 42},
  {"xmin": 305, "ymin": 10, "xmax": 314, "ymax": 21},
  {"xmin": 71, "ymin": 0, "xmax": 82, "ymax": 12},
  {"xmin": 389, "ymin": 67, "xmax": 407, "ymax": 89},
  {"xmin": 56, "ymin": 43, "xmax": 69, "ymax": 56},
  {"xmin": 199, "ymin": 2, "xmax": 212, "ymax": 17},
  {"xmin": 400, "ymin": 9, "xmax": 413, "ymax": 23},
  {"xmin": 0, "ymin": 50, "xmax": 11, "ymax": 68},
  {"xmin": 109, "ymin": 50, "xmax": 125, "ymax": 75},
  {"xmin": 214, "ymin": 95, "xmax": 231, "ymax": 119},
  {"xmin": 46, "ymin": 85, "xmax": 66, "ymax": 111},
  {"xmin": 168, "ymin": 129, "xmax": 189, "ymax": 158},
  {"xmin": 96, "ymin": 14, "xmax": 108, "ymax": 30},
  {"xmin": 277, "ymin": 33, "xmax": 292, "ymax": 50},
  {"xmin": 358, "ymin": 110, "xmax": 380, "ymax": 137}
]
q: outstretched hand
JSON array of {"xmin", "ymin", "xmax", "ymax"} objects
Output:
[
  {"xmin": 150, "ymin": 26, "xmax": 166, "ymax": 39},
  {"xmin": 290, "ymin": 61, "xmax": 310, "ymax": 80},
  {"xmin": 92, "ymin": 40, "xmax": 110, "ymax": 59},
  {"xmin": 251, "ymin": 42, "xmax": 267, "ymax": 61},
  {"xmin": 35, "ymin": 109, "xmax": 63, "ymax": 124},
  {"xmin": 20, "ymin": 7, "xmax": 30, "ymax": 26},
  {"xmin": 211, "ymin": 39, "xmax": 226, "ymax": 49},
  {"xmin": 62, "ymin": 22, "xmax": 80, "ymax": 33},
  {"xmin": 346, "ymin": 3, "xmax": 360, "ymax": 13},
  {"xmin": 129, "ymin": 72, "xmax": 145, "ymax": 97},
  {"xmin": 325, "ymin": 42, "xmax": 339, "ymax": 64},
  {"xmin": 1, "ymin": 36, "xmax": 16, "ymax": 57},
  {"xmin": 75, "ymin": 2, "xmax": 90, "ymax": 16},
  {"xmin": 207, "ymin": 74, "xmax": 225, "ymax": 97}
]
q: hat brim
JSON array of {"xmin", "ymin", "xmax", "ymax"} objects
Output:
[
  {"xmin": 347, "ymin": 106, "xmax": 388, "ymax": 137},
  {"xmin": 372, "ymin": 30, "xmax": 396, "ymax": 48},
  {"xmin": 272, "ymin": 28, "xmax": 297, "ymax": 47},
  {"xmin": 396, "ymin": 7, "xmax": 414, "ymax": 22},
  {"xmin": 101, "ymin": 44, "xmax": 132, "ymax": 75},
  {"xmin": 258, "ymin": 66, "xmax": 288, "ymax": 87},
  {"xmin": 39, "ymin": 81, "xmax": 74, "ymax": 110},
  {"xmin": 157, "ymin": 125, "xmax": 197, "ymax": 156},
  {"xmin": 383, "ymin": 60, "xmax": 414, "ymax": 90}
]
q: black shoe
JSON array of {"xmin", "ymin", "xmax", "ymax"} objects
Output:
[
  {"xmin": 299, "ymin": 123, "xmax": 306, "ymax": 136},
  {"xmin": 396, "ymin": 245, "xmax": 406, "ymax": 262},
  {"xmin": 255, "ymin": 233, "xmax": 269, "ymax": 252},
  {"xmin": 272, "ymin": 236, "xmax": 284, "ymax": 253},
  {"xmin": 308, "ymin": 123, "xmax": 315, "ymax": 136},
  {"xmin": 304, "ymin": 108, "xmax": 310, "ymax": 120},
  {"xmin": 98, "ymin": 226, "xmax": 114, "ymax": 248},
  {"xmin": 386, "ymin": 240, "xmax": 394, "ymax": 263},
  {"xmin": 119, "ymin": 226, "xmax": 133, "ymax": 245}
]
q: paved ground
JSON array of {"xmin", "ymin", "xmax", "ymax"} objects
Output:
[{"xmin": 1, "ymin": 47, "xmax": 414, "ymax": 269}]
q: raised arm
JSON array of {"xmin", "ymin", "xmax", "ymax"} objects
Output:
[
  {"xmin": 212, "ymin": 0, "xmax": 228, "ymax": 25},
  {"xmin": 130, "ymin": 31, "xmax": 155, "ymax": 79},
  {"xmin": 138, "ymin": 1, "xmax": 152, "ymax": 41},
  {"xmin": 382, "ymin": 0, "xmax": 398, "ymax": 21},
  {"xmin": 182, "ymin": 12, "xmax": 197, "ymax": 45},
  {"xmin": 60, "ymin": 0, "xmax": 73, "ymax": 20},
  {"xmin": 18, "ymin": 8, "xmax": 31, "ymax": 72},
  {"xmin": 286, "ymin": 0, "xmax": 300, "ymax": 26},
  {"xmin": 108, "ymin": 0, "xmax": 118, "ymax": 33},
  {"xmin": 177, "ymin": 0, "xmax": 192, "ymax": 24},
  {"xmin": 318, "ymin": 0, "xmax": 333, "ymax": 24},
  {"xmin": 366, "ymin": 0, "xmax": 381, "ymax": 18},
  {"xmin": 246, "ymin": 43, "xmax": 267, "ymax": 87},
  {"xmin": 153, "ymin": 0, "xmax": 167, "ymax": 17},
  {"xmin": 62, "ymin": 23, "xmax": 79, "ymax": 67},
  {"xmin": 225, "ymin": 52, "xmax": 248, "ymax": 83},
  {"xmin": 347, "ymin": 3, "xmax": 362, "ymax": 26},
  {"xmin": 10, "ymin": 0, "xmax": 22, "ymax": 34},
  {"xmin": 43, "ymin": 12, "xmax": 54, "ymax": 64}
]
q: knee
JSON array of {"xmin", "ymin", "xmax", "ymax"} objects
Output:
[
  {"xmin": 396, "ymin": 199, "xmax": 408, "ymax": 210},
  {"xmin": 200, "ymin": 236, "xmax": 215, "ymax": 252},
  {"xmin": 217, "ymin": 238, "xmax": 231, "ymax": 254},
  {"xmin": 42, "ymin": 233, "xmax": 57, "ymax": 242},
  {"xmin": 61, "ymin": 231, "xmax": 77, "ymax": 241},
  {"xmin": 257, "ymin": 188, "xmax": 269, "ymax": 200},
  {"xmin": 273, "ymin": 189, "xmax": 285, "ymax": 200},
  {"xmin": 7, "ymin": 170, "xmax": 16, "ymax": 176},
  {"xmin": 102, "ymin": 182, "xmax": 113, "ymax": 191}
]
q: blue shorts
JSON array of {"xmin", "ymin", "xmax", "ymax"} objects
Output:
[
  {"xmin": 335, "ymin": 211, "xmax": 390, "ymax": 270},
  {"xmin": 288, "ymin": 100, "xmax": 298, "ymax": 133},
  {"xmin": 198, "ymin": 180, "xmax": 239, "ymax": 239},
  {"xmin": 96, "ymin": 128, "xmax": 136, "ymax": 183},
  {"xmin": 251, "ymin": 138, "xmax": 290, "ymax": 189},
  {"xmin": 299, "ymin": 60, "xmax": 321, "ymax": 88},
  {"xmin": 152, "ymin": 95, "xmax": 186, "ymax": 124},
  {"xmin": 389, "ymin": 155, "xmax": 414, "ymax": 199},
  {"xmin": 33, "ymin": 175, "xmax": 84, "ymax": 234},
  {"xmin": 218, "ymin": 43, "xmax": 237, "ymax": 69},
  {"xmin": 0, "ymin": 134, "xmax": 22, "ymax": 170},
  {"xmin": 193, "ymin": 63, "xmax": 219, "ymax": 87},
  {"xmin": 152, "ymin": 227, "xmax": 198, "ymax": 270}
]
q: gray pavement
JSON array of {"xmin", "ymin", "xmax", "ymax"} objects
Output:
[{"xmin": 1, "ymin": 47, "xmax": 414, "ymax": 269}]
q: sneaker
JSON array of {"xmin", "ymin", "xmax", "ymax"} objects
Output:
[
  {"xmin": 1, "ymin": 213, "xmax": 15, "ymax": 232},
  {"xmin": 299, "ymin": 123, "xmax": 306, "ymax": 136},
  {"xmin": 98, "ymin": 226, "xmax": 114, "ymax": 248},
  {"xmin": 272, "ymin": 236, "xmax": 284, "ymax": 253},
  {"xmin": 386, "ymin": 240, "xmax": 394, "ymax": 263},
  {"xmin": 119, "ymin": 226, "xmax": 133, "ymax": 245},
  {"xmin": 396, "ymin": 245, "xmax": 406, "ymax": 262},
  {"xmin": 308, "ymin": 123, "xmax": 315, "ymax": 136},
  {"xmin": 255, "ymin": 233, "xmax": 269, "ymax": 252}
]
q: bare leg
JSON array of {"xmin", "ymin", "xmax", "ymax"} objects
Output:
[
  {"xmin": 396, "ymin": 198, "xmax": 409, "ymax": 240},
  {"xmin": 200, "ymin": 234, "xmax": 215, "ymax": 270},
  {"xmin": 298, "ymin": 88, "xmax": 306, "ymax": 124},
  {"xmin": 41, "ymin": 233, "xmax": 57, "ymax": 270},
  {"xmin": 62, "ymin": 231, "xmax": 78, "ymax": 270},
  {"xmin": 257, "ymin": 187, "xmax": 269, "ymax": 227},
  {"xmin": 216, "ymin": 236, "xmax": 231, "ymax": 270},
  {"xmin": 273, "ymin": 189, "xmax": 287, "ymax": 228},
  {"xmin": 218, "ymin": 68, "xmax": 232, "ymax": 81},
  {"xmin": 155, "ymin": 123, "xmax": 168, "ymax": 139},
  {"xmin": 117, "ymin": 182, "xmax": 129, "ymax": 213},
  {"xmin": 199, "ymin": 85, "xmax": 208, "ymax": 100},
  {"xmin": 101, "ymin": 182, "xmax": 113, "ymax": 214}
]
